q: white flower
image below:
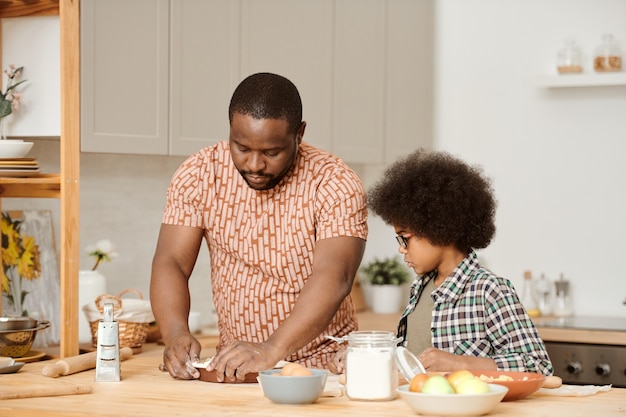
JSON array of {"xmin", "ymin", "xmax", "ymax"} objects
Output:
[
  {"xmin": 1, "ymin": 65, "xmax": 27, "ymax": 121},
  {"xmin": 86, "ymin": 239, "xmax": 118, "ymax": 271}
]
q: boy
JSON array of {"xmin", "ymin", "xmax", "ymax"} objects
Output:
[{"xmin": 340, "ymin": 149, "xmax": 553, "ymax": 375}]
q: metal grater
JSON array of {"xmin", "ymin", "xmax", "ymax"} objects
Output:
[{"xmin": 95, "ymin": 302, "xmax": 121, "ymax": 381}]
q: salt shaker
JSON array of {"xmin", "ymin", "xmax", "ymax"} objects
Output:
[
  {"xmin": 345, "ymin": 331, "xmax": 398, "ymax": 401},
  {"xmin": 535, "ymin": 273, "xmax": 553, "ymax": 316},
  {"xmin": 553, "ymin": 274, "xmax": 574, "ymax": 318}
]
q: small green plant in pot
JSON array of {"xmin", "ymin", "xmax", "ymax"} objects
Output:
[
  {"xmin": 359, "ymin": 257, "xmax": 411, "ymax": 313},
  {"xmin": 360, "ymin": 256, "xmax": 411, "ymax": 286}
]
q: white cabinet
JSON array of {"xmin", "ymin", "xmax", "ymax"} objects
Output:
[
  {"xmin": 81, "ymin": 0, "xmax": 169, "ymax": 155},
  {"xmin": 82, "ymin": 0, "xmax": 433, "ymax": 163},
  {"xmin": 239, "ymin": 0, "xmax": 335, "ymax": 153},
  {"xmin": 240, "ymin": 0, "xmax": 433, "ymax": 164},
  {"xmin": 331, "ymin": 0, "xmax": 386, "ymax": 164},
  {"xmin": 169, "ymin": 0, "xmax": 238, "ymax": 156}
]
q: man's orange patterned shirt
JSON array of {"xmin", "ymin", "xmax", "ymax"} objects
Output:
[{"xmin": 162, "ymin": 141, "xmax": 368, "ymax": 367}]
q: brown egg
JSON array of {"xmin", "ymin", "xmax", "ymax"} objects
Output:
[
  {"xmin": 280, "ymin": 362, "xmax": 304, "ymax": 376},
  {"xmin": 289, "ymin": 366, "xmax": 314, "ymax": 377}
]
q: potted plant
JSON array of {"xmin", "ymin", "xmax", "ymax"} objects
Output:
[{"xmin": 359, "ymin": 256, "xmax": 412, "ymax": 314}]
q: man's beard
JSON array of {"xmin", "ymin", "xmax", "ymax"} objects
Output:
[{"xmin": 239, "ymin": 151, "xmax": 297, "ymax": 191}]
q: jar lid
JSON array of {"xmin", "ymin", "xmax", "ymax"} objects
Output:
[
  {"xmin": 596, "ymin": 34, "xmax": 621, "ymax": 55},
  {"xmin": 346, "ymin": 330, "xmax": 399, "ymax": 346},
  {"xmin": 396, "ymin": 346, "xmax": 426, "ymax": 381}
]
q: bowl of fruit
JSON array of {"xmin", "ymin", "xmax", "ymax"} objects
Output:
[{"xmin": 397, "ymin": 370, "xmax": 508, "ymax": 416}]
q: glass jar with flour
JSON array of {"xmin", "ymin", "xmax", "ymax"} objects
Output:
[{"xmin": 345, "ymin": 331, "xmax": 399, "ymax": 401}]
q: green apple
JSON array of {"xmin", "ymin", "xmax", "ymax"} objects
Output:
[
  {"xmin": 455, "ymin": 378, "xmax": 491, "ymax": 394},
  {"xmin": 446, "ymin": 369, "xmax": 475, "ymax": 390},
  {"xmin": 421, "ymin": 375, "xmax": 455, "ymax": 394}
]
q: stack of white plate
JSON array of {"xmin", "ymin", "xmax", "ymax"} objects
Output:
[{"xmin": 0, "ymin": 157, "xmax": 40, "ymax": 177}]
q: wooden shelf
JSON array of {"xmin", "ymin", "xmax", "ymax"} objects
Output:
[
  {"xmin": 0, "ymin": 0, "xmax": 59, "ymax": 18},
  {"xmin": 0, "ymin": 173, "xmax": 61, "ymax": 197},
  {"xmin": 0, "ymin": 0, "xmax": 80, "ymax": 358},
  {"xmin": 534, "ymin": 72, "xmax": 626, "ymax": 88}
]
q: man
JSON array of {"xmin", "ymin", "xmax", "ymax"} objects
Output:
[{"xmin": 150, "ymin": 72, "xmax": 367, "ymax": 382}]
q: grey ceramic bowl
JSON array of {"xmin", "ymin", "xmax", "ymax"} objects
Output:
[{"xmin": 257, "ymin": 368, "xmax": 327, "ymax": 404}]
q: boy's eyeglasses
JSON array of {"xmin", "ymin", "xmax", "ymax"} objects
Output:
[{"xmin": 395, "ymin": 235, "xmax": 409, "ymax": 248}]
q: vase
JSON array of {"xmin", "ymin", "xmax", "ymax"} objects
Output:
[
  {"xmin": 369, "ymin": 285, "xmax": 404, "ymax": 314},
  {"xmin": 3, "ymin": 266, "xmax": 26, "ymax": 317},
  {"xmin": 78, "ymin": 270, "xmax": 107, "ymax": 344},
  {"xmin": 0, "ymin": 117, "xmax": 8, "ymax": 141}
]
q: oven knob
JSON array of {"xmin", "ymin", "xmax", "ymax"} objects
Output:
[
  {"xmin": 566, "ymin": 361, "xmax": 582, "ymax": 375},
  {"xmin": 595, "ymin": 364, "xmax": 610, "ymax": 376}
]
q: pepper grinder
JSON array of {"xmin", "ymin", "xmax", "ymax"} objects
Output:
[
  {"xmin": 553, "ymin": 274, "xmax": 574, "ymax": 318},
  {"xmin": 535, "ymin": 273, "xmax": 553, "ymax": 316}
]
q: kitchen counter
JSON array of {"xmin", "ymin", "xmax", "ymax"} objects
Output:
[
  {"xmin": 2, "ymin": 339, "xmax": 625, "ymax": 417},
  {"xmin": 534, "ymin": 316, "xmax": 626, "ymax": 346}
]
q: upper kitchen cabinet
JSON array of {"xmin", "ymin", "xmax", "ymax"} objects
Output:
[
  {"xmin": 239, "ymin": 0, "xmax": 335, "ymax": 153},
  {"xmin": 241, "ymin": 0, "xmax": 432, "ymax": 164},
  {"xmin": 169, "ymin": 0, "xmax": 238, "ymax": 156},
  {"xmin": 81, "ymin": 0, "xmax": 432, "ymax": 164},
  {"xmin": 81, "ymin": 0, "xmax": 169, "ymax": 154}
]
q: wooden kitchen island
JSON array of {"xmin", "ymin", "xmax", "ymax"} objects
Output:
[{"xmin": 1, "ymin": 338, "xmax": 625, "ymax": 417}]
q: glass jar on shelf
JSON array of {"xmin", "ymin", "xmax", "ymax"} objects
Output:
[
  {"xmin": 594, "ymin": 34, "xmax": 622, "ymax": 72},
  {"xmin": 557, "ymin": 38, "xmax": 583, "ymax": 74}
]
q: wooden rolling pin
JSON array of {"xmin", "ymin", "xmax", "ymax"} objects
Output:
[
  {"xmin": 543, "ymin": 375, "xmax": 563, "ymax": 389},
  {"xmin": 42, "ymin": 347, "xmax": 133, "ymax": 378}
]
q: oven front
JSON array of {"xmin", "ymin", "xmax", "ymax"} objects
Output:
[{"xmin": 545, "ymin": 341, "xmax": 626, "ymax": 387}]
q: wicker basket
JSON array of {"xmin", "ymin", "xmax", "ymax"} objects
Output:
[{"xmin": 88, "ymin": 289, "xmax": 150, "ymax": 350}]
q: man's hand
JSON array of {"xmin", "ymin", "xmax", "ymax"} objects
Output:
[
  {"xmin": 328, "ymin": 344, "xmax": 347, "ymax": 375},
  {"xmin": 207, "ymin": 341, "xmax": 281, "ymax": 382},
  {"xmin": 162, "ymin": 332, "xmax": 202, "ymax": 380}
]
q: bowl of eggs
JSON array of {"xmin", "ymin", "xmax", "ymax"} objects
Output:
[
  {"xmin": 257, "ymin": 363, "xmax": 328, "ymax": 404},
  {"xmin": 398, "ymin": 370, "xmax": 508, "ymax": 416}
]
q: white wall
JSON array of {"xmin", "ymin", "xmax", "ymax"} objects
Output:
[
  {"xmin": 3, "ymin": 1, "xmax": 625, "ymax": 324},
  {"xmin": 1, "ymin": 17, "xmax": 60, "ymax": 136},
  {"xmin": 434, "ymin": 0, "xmax": 626, "ymax": 316}
]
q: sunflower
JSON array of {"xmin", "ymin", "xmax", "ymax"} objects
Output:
[{"xmin": 1, "ymin": 212, "xmax": 42, "ymax": 316}]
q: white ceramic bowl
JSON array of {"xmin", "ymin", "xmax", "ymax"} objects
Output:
[
  {"xmin": 0, "ymin": 140, "xmax": 33, "ymax": 158},
  {"xmin": 257, "ymin": 368, "xmax": 327, "ymax": 404},
  {"xmin": 397, "ymin": 383, "xmax": 508, "ymax": 416}
]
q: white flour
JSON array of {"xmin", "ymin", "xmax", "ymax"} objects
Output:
[{"xmin": 345, "ymin": 348, "xmax": 396, "ymax": 400}]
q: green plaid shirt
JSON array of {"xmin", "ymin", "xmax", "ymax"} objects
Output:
[{"xmin": 399, "ymin": 250, "xmax": 553, "ymax": 376}]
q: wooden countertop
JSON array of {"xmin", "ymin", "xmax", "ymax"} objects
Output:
[
  {"xmin": 2, "ymin": 342, "xmax": 625, "ymax": 417},
  {"xmin": 3, "ymin": 312, "xmax": 625, "ymax": 416},
  {"xmin": 1, "ymin": 338, "xmax": 625, "ymax": 416}
]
